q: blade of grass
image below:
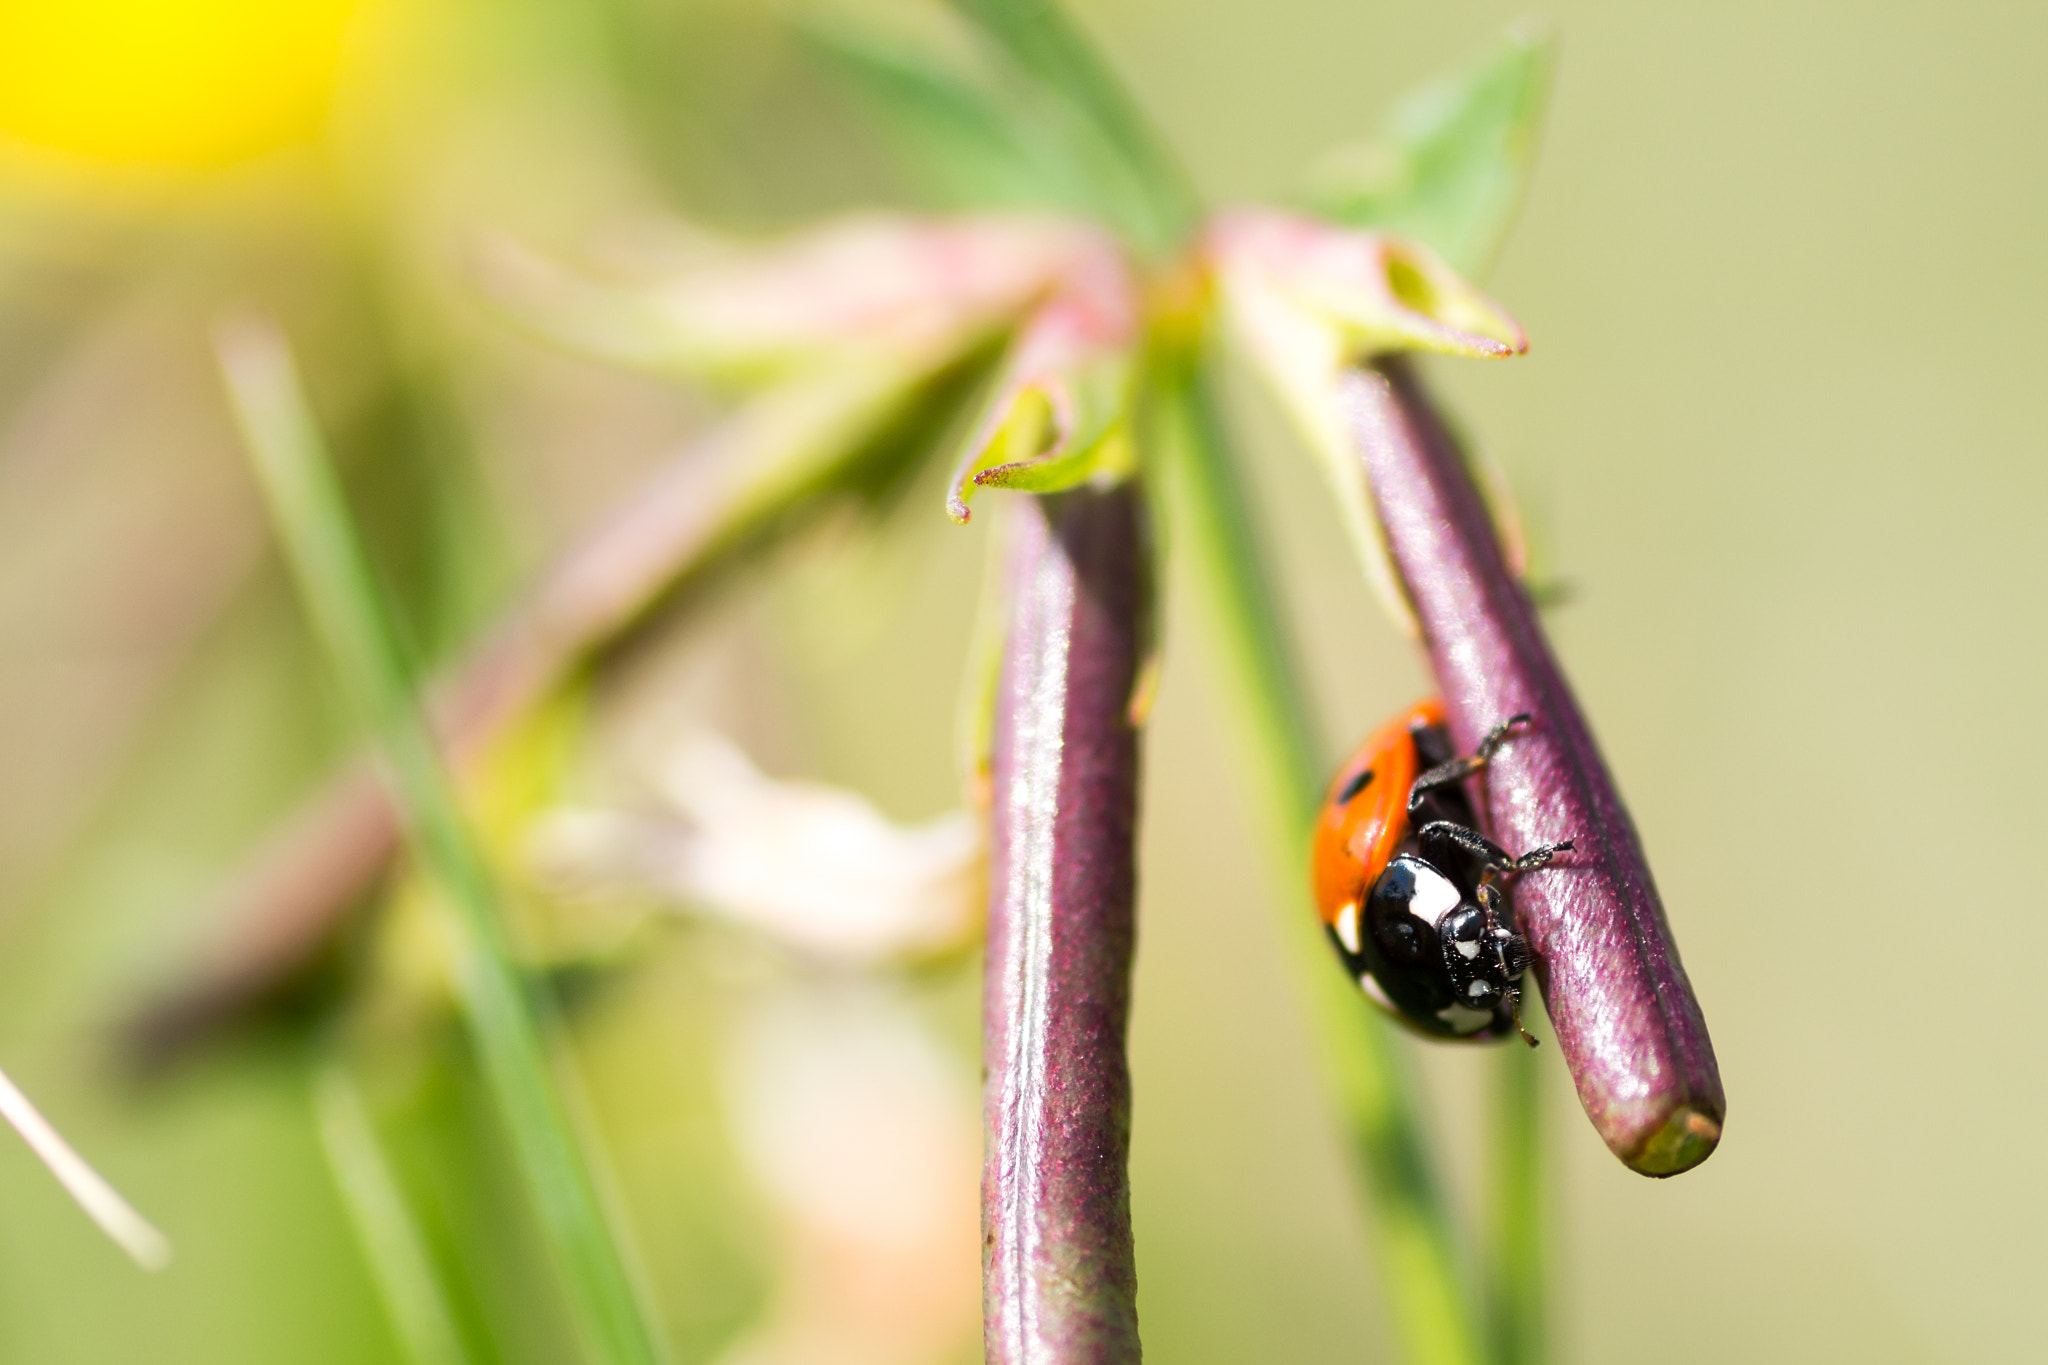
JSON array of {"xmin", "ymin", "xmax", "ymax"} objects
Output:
[
  {"xmin": 217, "ymin": 316, "xmax": 669, "ymax": 1365},
  {"xmin": 1489, "ymin": 1045, "xmax": 1543, "ymax": 1365},
  {"xmin": 314, "ymin": 1066, "xmax": 475, "ymax": 1365},
  {"xmin": 135, "ymin": 356, "xmax": 968, "ymax": 1065}
]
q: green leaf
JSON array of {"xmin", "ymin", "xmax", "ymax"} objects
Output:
[
  {"xmin": 798, "ymin": 3, "xmax": 1084, "ymax": 212},
  {"xmin": 946, "ymin": 357, "xmax": 1135, "ymax": 522},
  {"xmin": 314, "ymin": 1067, "xmax": 476, "ymax": 1365},
  {"xmin": 217, "ymin": 317, "xmax": 672, "ymax": 1365},
  {"xmin": 1299, "ymin": 22, "xmax": 1554, "ymax": 279},
  {"xmin": 942, "ymin": 0, "xmax": 1199, "ymax": 253},
  {"xmin": 808, "ymin": 0, "xmax": 1182, "ymax": 250}
]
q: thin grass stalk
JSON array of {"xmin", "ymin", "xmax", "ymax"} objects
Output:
[
  {"xmin": 218, "ymin": 316, "xmax": 670, "ymax": 1365},
  {"xmin": 1151, "ymin": 342, "xmax": 1486, "ymax": 1365},
  {"xmin": 1489, "ymin": 1046, "xmax": 1543, "ymax": 1365},
  {"xmin": 135, "ymin": 365, "xmax": 941, "ymax": 1063},
  {"xmin": 314, "ymin": 1066, "xmax": 475, "ymax": 1365},
  {"xmin": 0, "ymin": 1065, "xmax": 170, "ymax": 1269},
  {"xmin": 982, "ymin": 483, "xmax": 1149, "ymax": 1365},
  {"xmin": 1342, "ymin": 358, "xmax": 1724, "ymax": 1176}
]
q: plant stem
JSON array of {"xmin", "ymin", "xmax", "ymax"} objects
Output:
[
  {"xmin": 314, "ymin": 1066, "xmax": 475, "ymax": 1365},
  {"xmin": 1150, "ymin": 342, "xmax": 1486, "ymax": 1365},
  {"xmin": 983, "ymin": 485, "xmax": 1149, "ymax": 1365},
  {"xmin": 1489, "ymin": 1046, "xmax": 1543, "ymax": 1365},
  {"xmin": 1342, "ymin": 359, "xmax": 1723, "ymax": 1177},
  {"xmin": 218, "ymin": 317, "xmax": 669, "ymax": 1365},
  {"xmin": 950, "ymin": 1, "xmax": 1491, "ymax": 1356}
]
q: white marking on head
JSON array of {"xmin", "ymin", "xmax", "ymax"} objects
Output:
[
  {"xmin": 1405, "ymin": 861, "xmax": 1461, "ymax": 927},
  {"xmin": 1360, "ymin": 975, "xmax": 1396, "ymax": 1013},
  {"xmin": 1435, "ymin": 1002, "xmax": 1494, "ymax": 1034},
  {"xmin": 1334, "ymin": 902, "xmax": 1362, "ymax": 956},
  {"xmin": 1467, "ymin": 979, "xmax": 1491, "ymax": 998},
  {"xmin": 1455, "ymin": 939, "xmax": 1481, "ymax": 960}
]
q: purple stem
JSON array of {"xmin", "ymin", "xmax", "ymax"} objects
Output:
[
  {"xmin": 1343, "ymin": 358, "xmax": 1724, "ymax": 1177},
  {"xmin": 984, "ymin": 485, "xmax": 1148, "ymax": 1364}
]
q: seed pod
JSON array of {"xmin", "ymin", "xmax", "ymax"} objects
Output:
[
  {"xmin": 982, "ymin": 484, "xmax": 1149, "ymax": 1363},
  {"xmin": 1344, "ymin": 357, "xmax": 1724, "ymax": 1177}
]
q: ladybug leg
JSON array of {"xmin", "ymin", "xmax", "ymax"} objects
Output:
[
  {"xmin": 1406, "ymin": 713, "xmax": 1533, "ymax": 815},
  {"xmin": 1472, "ymin": 712, "xmax": 1534, "ymax": 764},
  {"xmin": 1416, "ymin": 820, "xmax": 1574, "ymax": 877},
  {"xmin": 1508, "ymin": 981, "xmax": 1540, "ymax": 1048},
  {"xmin": 1503, "ymin": 839, "xmax": 1573, "ymax": 874},
  {"xmin": 1408, "ymin": 758, "xmax": 1481, "ymax": 814}
]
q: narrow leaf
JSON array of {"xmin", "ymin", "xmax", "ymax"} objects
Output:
[
  {"xmin": 1301, "ymin": 23, "xmax": 1554, "ymax": 278},
  {"xmin": 942, "ymin": 0, "xmax": 1198, "ymax": 254},
  {"xmin": 1151, "ymin": 343, "xmax": 1489, "ymax": 1365},
  {"xmin": 798, "ymin": 3, "xmax": 1086, "ymax": 212},
  {"xmin": 315, "ymin": 1068, "xmax": 474, "ymax": 1365},
  {"xmin": 217, "ymin": 316, "xmax": 672, "ymax": 1365}
]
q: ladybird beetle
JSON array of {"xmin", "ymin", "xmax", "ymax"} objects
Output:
[{"xmin": 1312, "ymin": 700, "xmax": 1572, "ymax": 1043}]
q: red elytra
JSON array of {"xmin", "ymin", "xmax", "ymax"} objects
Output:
[{"xmin": 1311, "ymin": 697, "xmax": 1445, "ymax": 929}]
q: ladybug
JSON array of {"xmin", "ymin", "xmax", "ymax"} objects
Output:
[{"xmin": 1312, "ymin": 700, "xmax": 1572, "ymax": 1043}]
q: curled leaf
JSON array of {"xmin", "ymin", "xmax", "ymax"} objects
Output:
[
  {"xmin": 1209, "ymin": 209, "xmax": 1527, "ymax": 634},
  {"xmin": 1210, "ymin": 209, "xmax": 1527, "ymax": 361},
  {"xmin": 945, "ymin": 238, "xmax": 1140, "ymax": 523}
]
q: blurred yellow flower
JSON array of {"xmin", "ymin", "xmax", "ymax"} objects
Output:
[{"xmin": 0, "ymin": 0, "xmax": 366, "ymax": 168}]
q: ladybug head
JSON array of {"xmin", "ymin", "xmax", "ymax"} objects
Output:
[{"xmin": 1363, "ymin": 855, "xmax": 1531, "ymax": 1040}]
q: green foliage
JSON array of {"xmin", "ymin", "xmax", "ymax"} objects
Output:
[
  {"xmin": 1300, "ymin": 24, "xmax": 1553, "ymax": 278},
  {"xmin": 314, "ymin": 1068, "xmax": 475, "ymax": 1365},
  {"xmin": 219, "ymin": 319, "xmax": 672, "ymax": 1365},
  {"xmin": 797, "ymin": 3, "xmax": 1088, "ymax": 213},
  {"xmin": 946, "ymin": 358, "xmax": 1136, "ymax": 522},
  {"xmin": 805, "ymin": 0, "xmax": 1189, "ymax": 251}
]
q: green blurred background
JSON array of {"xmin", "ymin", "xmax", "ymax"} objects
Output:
[{"xmin": 0, "ymin": 0, "xmax": 2041, "ymax": 1361}]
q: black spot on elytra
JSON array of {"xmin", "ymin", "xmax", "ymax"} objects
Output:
[{"xmin": 1336, "ymin": 768, "xmax": 1375, "ymax": 805}]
